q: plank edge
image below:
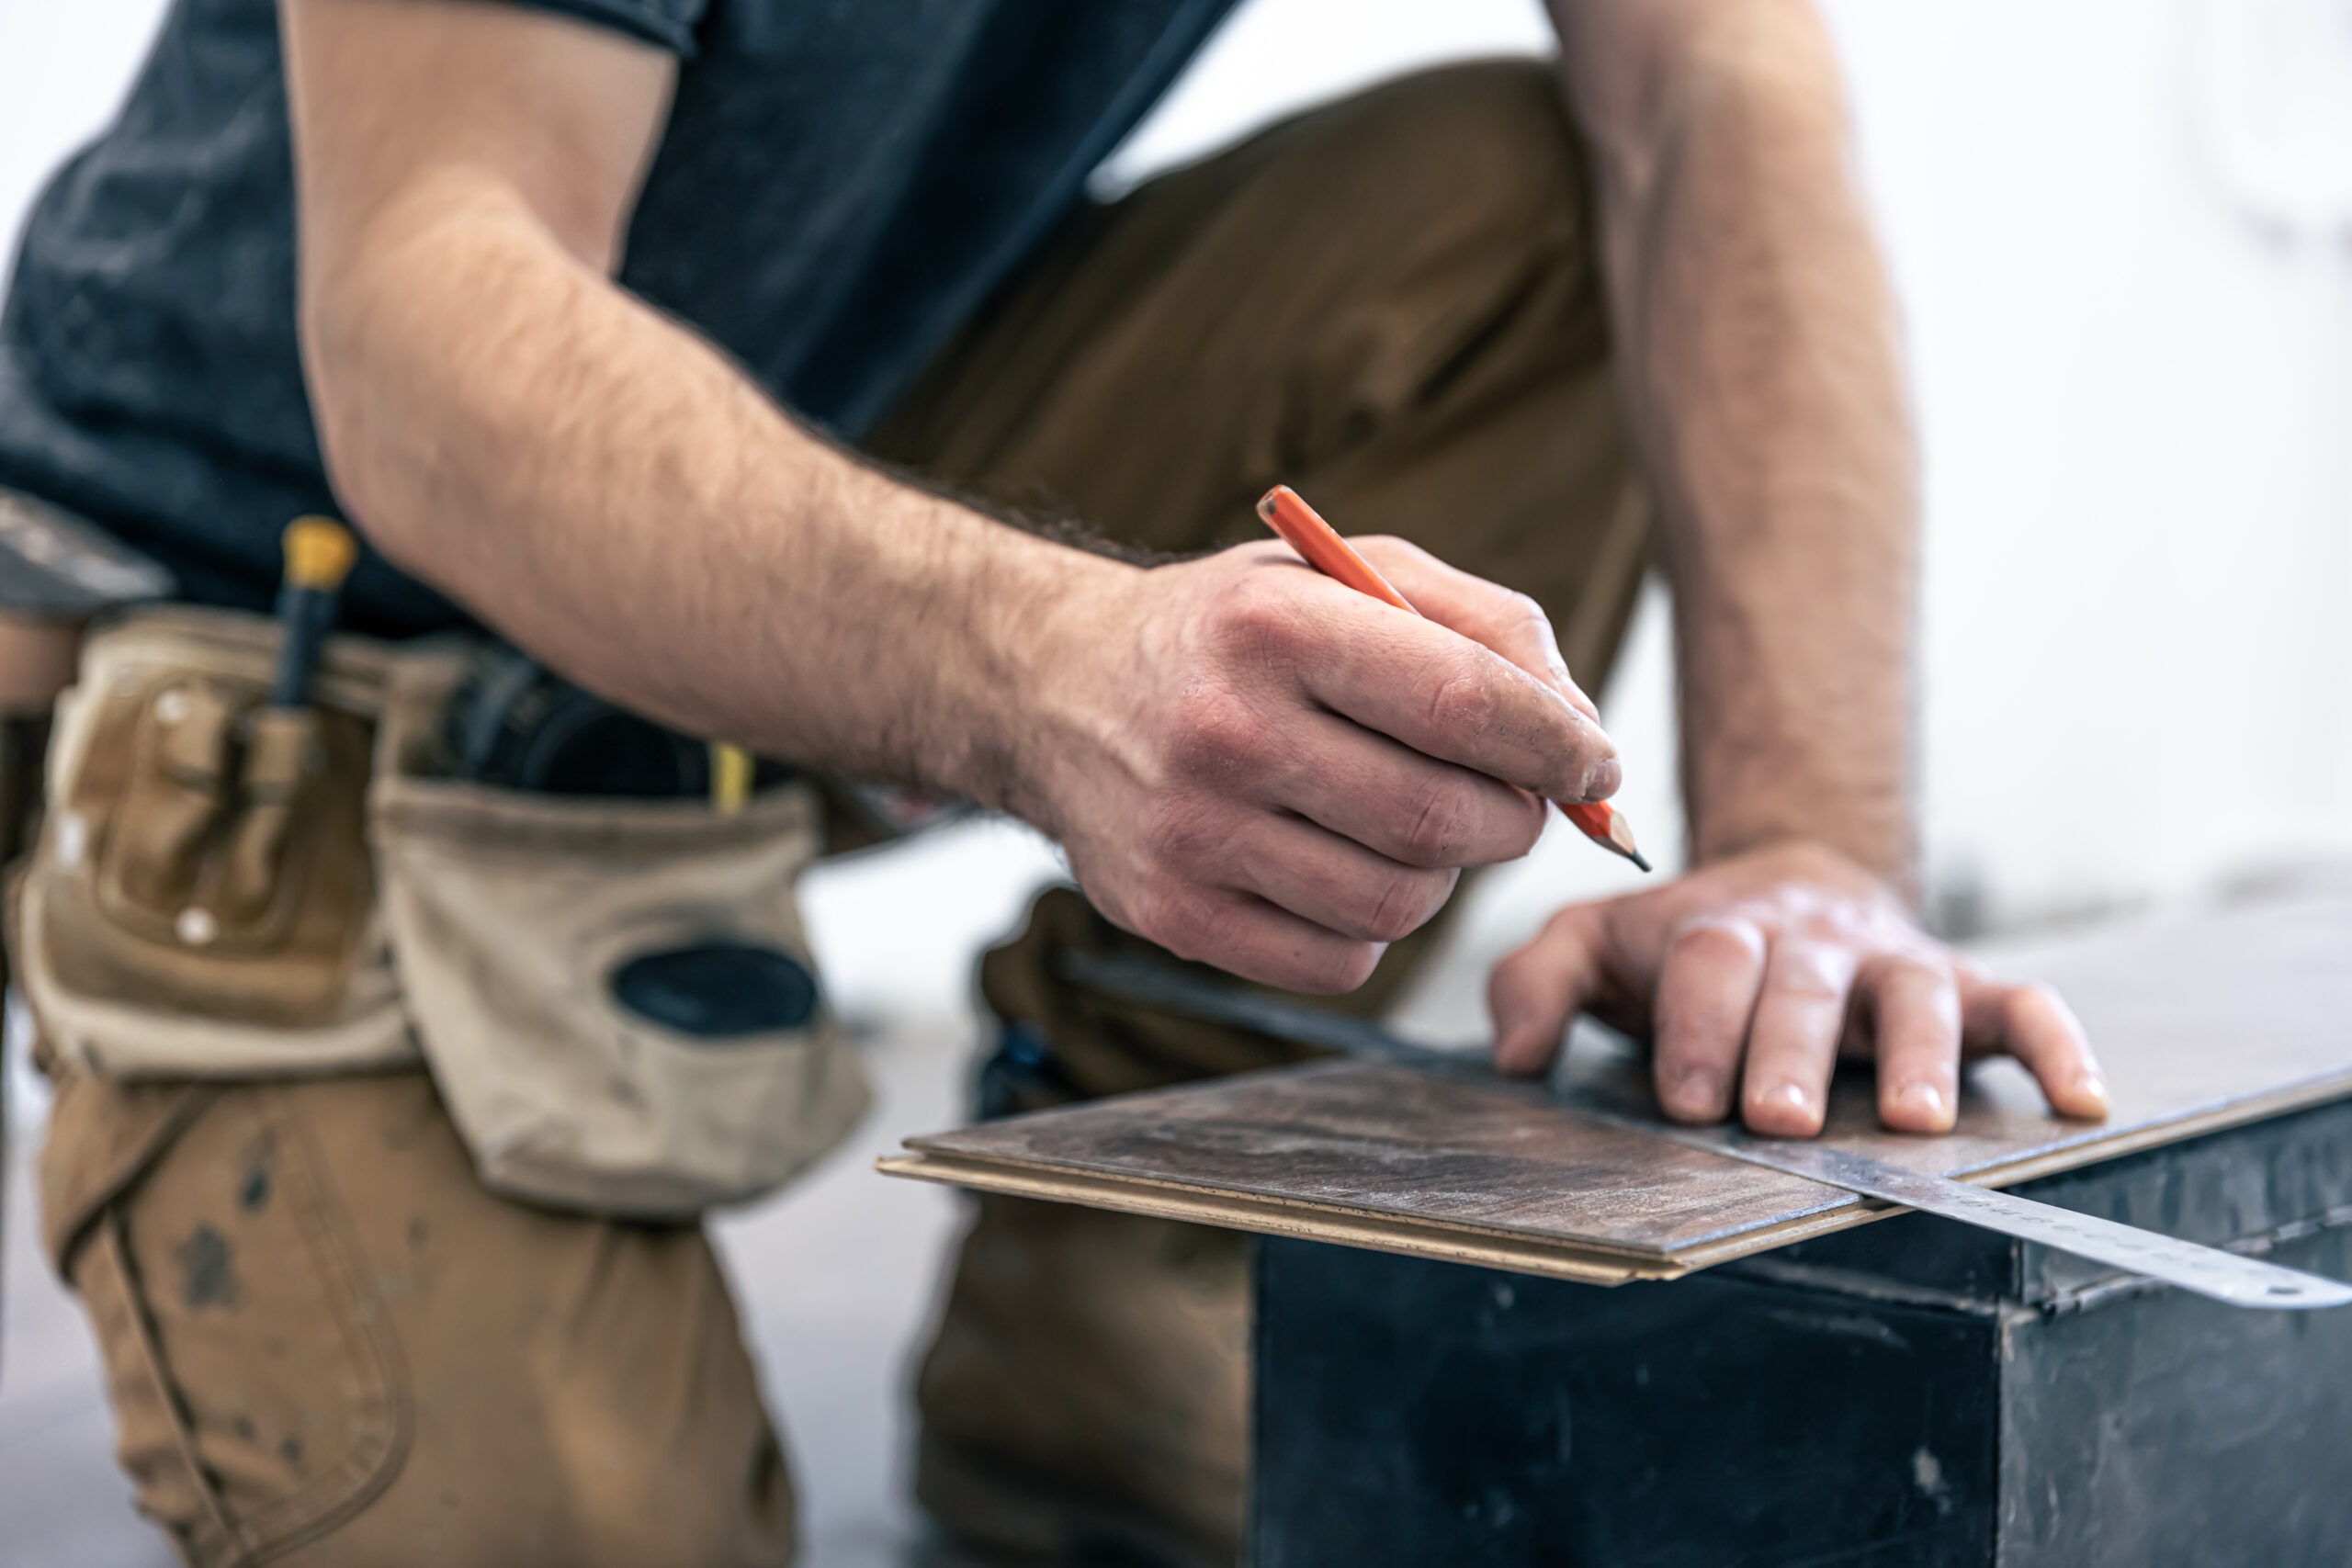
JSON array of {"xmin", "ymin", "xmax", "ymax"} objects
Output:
[{"xmin": 876, "ymin": 1151, "xmax": 1687, "ymax": 1286}]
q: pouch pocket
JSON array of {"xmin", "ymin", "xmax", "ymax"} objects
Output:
[
  {"xmin": 17, "ymin": 610, "xmax": 412, "ymax": 1077},
  {"xmin": 370, "ymin": 654, "xmax": 871, "ymax": 1218}
]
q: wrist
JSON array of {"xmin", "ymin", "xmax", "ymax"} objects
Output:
[
  {"xmin": 1693, "ymin": 816, "xmax": 1921, "ymax": 908},
  {"xmin": 927, "ymin": 525, "xmax": 1143, "ymax": 830}
]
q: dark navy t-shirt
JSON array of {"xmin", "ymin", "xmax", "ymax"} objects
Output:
[{"xmin": 0, "ymin": 0, "xmax": 1239, "ymax": 634}]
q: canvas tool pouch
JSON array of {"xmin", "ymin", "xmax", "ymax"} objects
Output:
[
  {"xmin": 18, "ymin": 607, "xmax": 870, "ymax": 1219},
  {"xmin": 17, "ymin": 607, "xmax": 409, "ymax": 1076},
  {"xmin": 368, "ymin": 649, "xmax": 870, "ymax": 1218}
]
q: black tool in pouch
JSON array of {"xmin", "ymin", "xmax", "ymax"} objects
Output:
[{"xmin": 436, "ymin": 644, "xmax": 823, "ymax": 1038}]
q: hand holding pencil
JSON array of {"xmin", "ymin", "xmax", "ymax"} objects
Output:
[
  {"xmin": 1012, "ymin": 491, "xmax": 1618, "ymax": 993},
  {"xmin": 1257, "ymin": 485, "xmax": 1648, "ymax": 872}
]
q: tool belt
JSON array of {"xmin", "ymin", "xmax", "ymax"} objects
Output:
[{"xmin": 14, "ymin": 605, "xmax": 869, "ymax": 1218}]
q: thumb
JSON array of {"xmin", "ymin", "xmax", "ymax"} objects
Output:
[{"xmin": 1488, "ymin": 902, "xmax": 1612, "ymax": 1077}]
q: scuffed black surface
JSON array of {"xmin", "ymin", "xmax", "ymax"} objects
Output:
[
  {"xmin": 1254, "ymin": 1240, "xmax": 1997, "ymax": 1567},
  {"xmin": 2000, "ymin": 1224, "xmax": 2352, "ymax": 1567}
]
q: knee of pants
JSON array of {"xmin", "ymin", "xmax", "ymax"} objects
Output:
[
  {"xmin": 916, "ymin": 1196, "xmax": 1251, "ymax": 1564},
  {"xmin": 46, "ymin": 1068, "xmax": 796, "ymax": 1568},
  {"xmin": 1262, "ymin": 59, "xmax": 1600, "ymax": 280}
]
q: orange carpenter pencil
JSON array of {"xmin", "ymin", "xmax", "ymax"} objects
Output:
[{"xmin": 1256, "ymin": 484, "xmax": 1651, "ymax": 874}]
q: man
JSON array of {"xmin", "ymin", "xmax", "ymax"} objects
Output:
[{"xmin": 0, "ymin": 1, "xmax": 2105, "ymax": 1564}]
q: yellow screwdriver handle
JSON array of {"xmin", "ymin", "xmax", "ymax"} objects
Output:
[{"xmin": 283, "ymin": 515, "xmax": 357, "ymax": 594}]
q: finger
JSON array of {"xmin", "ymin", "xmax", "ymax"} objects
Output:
[
  {"xmin": 1221, "ymin": 812, "xmax": 1460, "ymax": 945},
  {"xmin": 1351, "ymin": 536, "xmax": 1602, "ymax": 722},
  {"xmin": 1650, "ymin": 917, "xmax": 1767, "ymax": 1123},
  {"xmin": 1962, "ymin": 976, "xmax": 2109, "ymax": 1120},
  {"xmin": 1739, "ymin": 937, "xmax": 1860, "ymax": 1136},
  {"xmin": 1301, "ymin": 593, "xmax": 1621, "ymax": 804},
  {"xmin": 1269, "ymin": 708, "xmax": 1547, "ymax": 869},
  {"xmin": 1135, "ymin": 881, "xmax": 1386, "ymax": 995},
  {"xmin": 1487, "ymin": 902, "xmax": 1612, "ymax": 1078},
  {"xmin": 1861, "ymin": 957, "xmax": 1962, "ymax": 1134}
]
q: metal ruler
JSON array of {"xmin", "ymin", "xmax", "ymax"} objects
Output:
[{"xmin": 1055, "ymin": 951, "xmax": 2352, "ymax": 1311}]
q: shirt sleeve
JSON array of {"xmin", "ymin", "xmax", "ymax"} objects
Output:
[{"xmin": 500, "ymin": 0, "xmax": 707, "ymax": 57}]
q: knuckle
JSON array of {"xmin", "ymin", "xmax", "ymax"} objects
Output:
[
  {"xmin": 1490, "ymin": 790, "xmax": 1546, "ymax": 859},
  {"xmin": 1397, "ymin": 778, "xmax": 1477, "ymax": 866},
  {"xmin": 1542, "ymin": 902, "xmax": 1594, "ymax": 946},
  {"xmin": 1301, "ymin": 942, "xmax": 1383, "ymax": 995},
  {"xmin": 1134, "ymin": 882, "xmax": 1222, "ymax": 963},
  {"xmin": 1771, "ymin": 941, "xmax": 1855, "ymax": 1001},
  {"xmin": 1164, "ymin": 690, "xmax": 1272, "ymax": 781},
  {"xmin": 1765, "ymin": 882, "xmax": 1829, "ymax": 925},
  {"xmin": 1360, "ymin": 870, "xmax": 1448, "ymax": 945},
  {"xmin": 1669, "ymin": 917, "xmax": 1766, "ymax": 968},
  {"xmin": 1140, "ymin": 796, "xmax": 1226, "ymax": 869},
  {"xmin": 1879, "ymin": 959, "xmax": 1961, "ymax": 1029},
  {"xmin": 1209, "ymin": 574, "xmax": 1305, "ymax": 660},
  {"xmin": 1497, "ymin": 589, "xmax": 1551, "ymax": 641},
  {"xmin": 1352, "ymin": 535, "xmax": 1429, "ymax": 573},
  {"xmin": 1504, "ymin": 795, "xmax": 1547, "ymax": 857},
  {"xmin": 1419, "ymin": 666, "xmax": 1499, "ymax": 743},
  {"xmin": 1776, "ymin": 973, "xmax": 1845, "ymax": 1006},
  {"xmin": 2005, "ymin": 981, "xmax": 2068, "ymax": 1034},
  {"xmin": 1487, "ymin": 945, "xmax": 1535, "ymax": 998},
  {"xmin": 1895, "ymin": 954, "xmax": 1957, "ymax": 991},
  {"xmin": 1864, "ymin": 950, "xmax": 1944, "ymax": 989}
]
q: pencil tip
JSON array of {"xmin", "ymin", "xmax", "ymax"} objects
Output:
[{"xmin": 1604, "ymin": 809, "xmax": 1648, "ymax": 873}]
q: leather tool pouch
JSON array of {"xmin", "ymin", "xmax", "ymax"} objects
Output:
[{"xmin": 17, "ymin": 609, "xmax": 870, "ymax": 1219}]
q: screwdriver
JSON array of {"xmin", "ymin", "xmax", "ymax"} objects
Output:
[
  {"xmin": 270, "ymin": 515, "xmax": 357, "ymax": 708},
  {"xmin": 1256, "ymin": 485, "xmax": 1649, "ymax": 873}
]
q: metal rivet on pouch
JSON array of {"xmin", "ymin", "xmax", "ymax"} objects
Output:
[
  {"xmin": 53, "ymin": 811, "xmax": 86, "ymax": 870},
  {"xmin": 175, "ymin": 907, "xmax": 218, "ymax": 947}
]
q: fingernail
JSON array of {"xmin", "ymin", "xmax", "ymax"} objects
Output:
[
  {"xmin": 2077, "ymin": 1074, "xmax": 2109, "ymax": 1104},
  {"xmin": 1758, "ymin": 1082, "xmax": 1811, "ymax": 1116},
  {"xmin": 1579, "ymin": 755, "xmax": 1622, "ymax": 802},
  {"xmin": 1892, "ymin": 1082, "xmax": 1946, "ymax": 1120},
  {"xmin": 1670, "ymin": 1068, "xmax": 1723, "ymax": 1112}
]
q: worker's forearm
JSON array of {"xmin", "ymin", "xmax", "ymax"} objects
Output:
[
  {"xmin": 301, "ymin": 173, "xmax": 1129, "ymax": 812},
  {"xmin": 1567, "ymin": 9, "xmax": 1919, "ymax": 891}
]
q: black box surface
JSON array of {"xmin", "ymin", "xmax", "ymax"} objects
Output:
[{"xmin": 1251, "ymin": 1098, "xmax": 2352, "ymax": 1567}]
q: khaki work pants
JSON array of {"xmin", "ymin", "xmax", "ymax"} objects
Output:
[{"xmin": 33, "ymin": 60, "xmax": 1647, "ymax": 1568}]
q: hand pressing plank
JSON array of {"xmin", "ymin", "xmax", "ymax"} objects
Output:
[{"xmin": 1490, "ymin": 841, "xmax": 2109, "ymax": 1136}]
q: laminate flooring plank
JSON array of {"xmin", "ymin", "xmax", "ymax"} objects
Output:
[{"xmin": 903, "ymin": 1063, "xmax": 1842, "ymax": 1253}]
